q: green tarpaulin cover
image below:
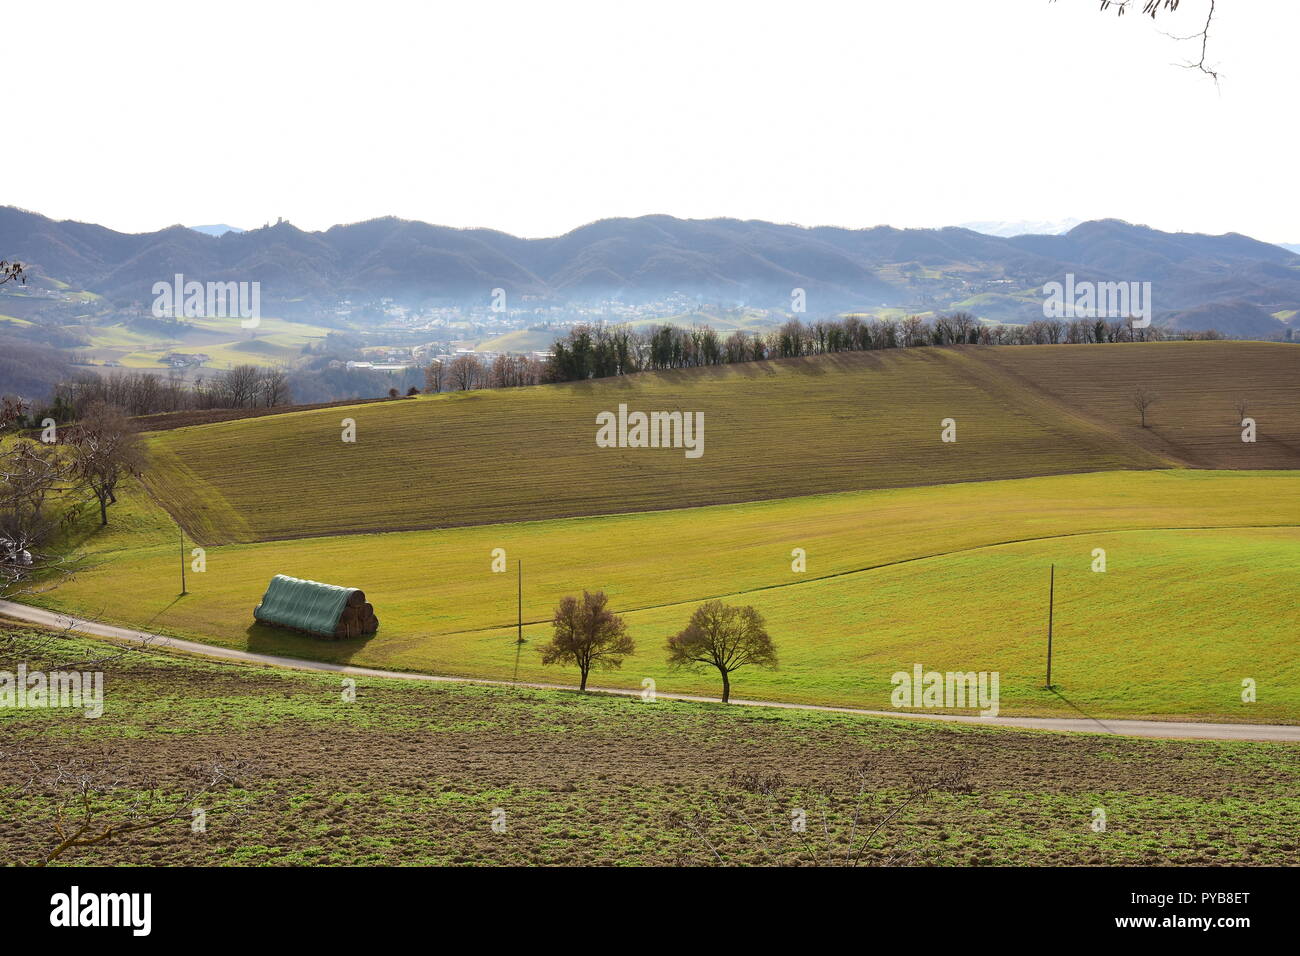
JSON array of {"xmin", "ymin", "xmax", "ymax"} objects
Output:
[{"xmin": 254, "ymin": 574, "xmax": 356, "ymax": 637}]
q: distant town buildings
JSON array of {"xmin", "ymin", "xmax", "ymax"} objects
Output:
[
  {"xmin": 164, "ymin": 352, "xmax": 210, "ymax": 368},
  {"xmin": 345, "ymin": 360, "xmax": 412, "ymax": 372}
]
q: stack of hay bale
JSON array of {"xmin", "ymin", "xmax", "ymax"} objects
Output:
[
  {"xmin": 334, "ymin": 588, "xmax": 380, "ymax": 639},
  {"xmin": 253, "ymin": 574, "xmax": 379, "ymax": 639}
]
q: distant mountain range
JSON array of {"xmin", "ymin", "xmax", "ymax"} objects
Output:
[
  {"xmin": 959, "ymin": 218, "xmax": 1083, "ymax": 238},
  {"xmin": 2, "ymin": 206, "xmax": 1298, "ymax": 336},
  {"xmin": 188, "ymin": 224, "xmax": 245, "ymax": 237}
]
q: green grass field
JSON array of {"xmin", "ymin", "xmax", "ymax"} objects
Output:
[
  {"xmin": 34, "ymin": 469, "xmax": 1300, "ymax": 722},
  {"xmin": 78, "ymin": 315, "xmax": 334, "ymax": 372},
  {"xmin": 18, "ymin": 341, "xmax": 1300, "ymax": 726}
]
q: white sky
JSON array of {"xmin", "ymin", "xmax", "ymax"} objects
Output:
[{"xmin": 5, "ymin": 0, "xmax": 1296, "ymax": 242}]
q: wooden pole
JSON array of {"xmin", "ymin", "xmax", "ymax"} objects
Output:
[
  {"xmin": 180, "ymin": 531, "xmax": 187, "ymax": 596},
  {"xmin": 512, "ymin": 559, "xmax": 524, "ymax": 682},
  {"xmin": 1046, "ymin": 563, "xmax": 1054, "ymax": 688}
]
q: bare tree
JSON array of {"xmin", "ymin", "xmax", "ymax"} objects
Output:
[
  {"xmin": 447, "ymin": 354, "xmax": 485, "ymax": 391},
  {"xmin": 218, "ymin": 364, "xmax": 263, "ymax": 408},
  {"xmin": 666, "ymin": 601, "xmax": 778, "ymax": 703},
  {"xmin": 423, "ymin": 359, "xmax": 445, "ymax": 394},
  {"xmin": 1, "ymin": 439, "xmax": 76, "ymax": 598},
  {"xmin": 723, "ymin": 330, "xmax": 749, "ymax": 364},
  {"xmin": 539, "ymin": 590, "xmax": 634, "ymax": 691},
  {"xmin": 895, "ymin": 315, "xmax": 921, "ymax": 348},
  {"xmin": 1234, "ymin": 397, "xmax": 1250, "ymax": 425},
  {"xmin": 487, "ymin": 353, "xmax": 542, "ymax": 388},
  {"xmin": 67, "ymin": 403, "xmax": 146, "ymax": 525},
  {"xmin": 56, "ymin": 370, "xmax": 188, "ymax": 418},
  {"xmin": 259, "ymin": 366, "xmax": 292, "ymax": 407},
  {"xmin": 1, "ymin": 395, "xmax": 29, "ymax": 431},
  {"xmin": 1132, "ymin": 385, "xmax": 1157, "ymax": 428}
]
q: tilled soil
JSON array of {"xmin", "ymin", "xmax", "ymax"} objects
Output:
[{"xmin": 2, "ymin": 631, "xmax": 1297, "ymax": 867}]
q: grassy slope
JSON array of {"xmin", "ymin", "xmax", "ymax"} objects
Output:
[
  {"xmin": 80, "ymin": 316, "xmax": 331, "ymax": 371},
  {"xmin": 145, "ymin": 346, "xmax": 1177, "ymax": 544},
  {"xmin": 35, "ymin": 470, "xmax": 1300, "ymax": 722},
  {"xmin": 3, "ymin": 628, "xmax": 1297, "ymax": 866},
  {"xmin": 474, "ymin": 329, "xmax": 557, "ymax": 352},
  {"xmin": 25, "ymin": 341, "xmax": 1300, "ymax": 723},
  {"xmin": 984, "ymin": 341, "xmax": 1300, "ymax": 469}
]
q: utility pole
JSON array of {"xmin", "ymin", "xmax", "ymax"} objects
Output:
[
  {"xmin": 512, "ymin": 559, "xmax": 525, "ymax": 682},
  {"xmin": 1045, "ymin": 563, "xmax": 1054, "ymax": 689},
  {"xmin": 180, "ymin": 530, "xmax": 187, "ymax": 596}
]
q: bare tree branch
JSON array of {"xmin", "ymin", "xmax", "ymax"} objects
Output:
[
  {"xmin": 1060, "ymin": 0, "xmax": 1220, "ymax": 81},
  {"xmin": 0, "ymin": 747, "xmax": 254, "ymax": 866}
]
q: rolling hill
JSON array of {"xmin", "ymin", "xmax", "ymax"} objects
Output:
[
  {"xmin": 0, "ymin": 336, "xmax": 75, "ymax": 399},
  {"xmin": 473, "ymin": 328, "xmax": 558, "ymax": 352},
  {"xmin": 1162, "ymin": 300, "xmax": 1289, "ymax": 337},
  {"xmin": 20, "ymin": 339, "xmax": 1299, "ymax": 724},
  {"xmin": 139, "ymin": 341, "xmax": 1299, "ymax": 545},
  {"xmin": 141, "ymin": 345, "xmax": 1167, "ymax": 544}
]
